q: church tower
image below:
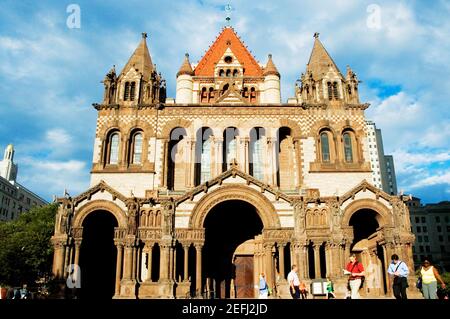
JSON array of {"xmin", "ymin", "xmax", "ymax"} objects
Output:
[{"xmin": 0, "ymin": 144, "xmax": 18, "ymax": 182}]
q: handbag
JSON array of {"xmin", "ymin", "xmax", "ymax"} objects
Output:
[
  {"xmin": 416, "ymin": 276, "xmax": 422, "ymax": 290},
  {"xmin": 359, "ymin": 275, "xmax": 365, "ymax": 290}
]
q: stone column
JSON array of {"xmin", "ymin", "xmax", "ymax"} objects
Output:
[
  {"xmin": 140, "ymin": 249, "xmax": 146, "ymax": 282},
  {"xmin": 161, "ymin": 139, "xmax": 169, "ymax": 188},
  {"xmin": 344, "ymin": 244, "xmax": 351, "ymax": 263},
  {"xmin": 242, "ymin": 137, "xmax": 249, "ymax": 174},
  {"xmin": 58, "ymin": 244, "xmax": 66, "ymax": 278},
  {"xmin": 73, "ymin": 241, "xmax": 81, "ymax": 266},
  {"xmin": 271, "ymin": 138, "xmax": 278, "ymax": 186},
  {"xmin": 215, "ymin": 138, "xmax": 223, "ymax": 176},
  {"xmin": 171, "ymin": 246, "xmax": 177, "ymax": 280},
  {"xmin": 115, "ymin": 243, "xmax": 123, "ymax": 296},
  {"xmin": 383, "ymin": 244, "xmax": 393, "ymax": 295},
  {"xmin": 264, "ymin": 243, "xmax": 274, "ymax": 289},
  {"xmin": 265, "ymin": 138, "xmax": 273, "ymax": 185},
  {"xmin": 183, "ymin": 244, "xmax": 189, "ymax": 282},
  {"xmin": 303, "ymin": 245, "xmax": 310, "ymax": 279},
  {"xmin": 188, "ymin": 139, "xmax": 196, "ymax": 187},
  {"xmin": 293, "ymin": 138, "xmax": 302, "ymax": 189},
  {"xmin": 325, "ymin": 243, "xmax": 332, "ymax": 277},
  {"xmin": 63, "ymin": 245, "xmax": 71, "ymax": 277},
  {"xmin": 146, "ymin": 244, "xmax": 153, "ymax": 282},
  {"xmin": 132, "ymin": 245, "xmax": 137, "ymax": 280},
  {"xmin": 160, "ymin": 244, "xmax": 170, "ymax": 281},
  {"xmin": 279, "ymin": 244, "xmax": 286, "ymax": 279},
  {"xmin": 313, "ymin": 244, "xmax": 321, "ymax": 279},
  {"xmin": 195, "ymin": 244, "xmax": 203, "ymax": 294},
  {"xmin": 123, "ymin": 244, "xmax": 134, "ymax": 280}
]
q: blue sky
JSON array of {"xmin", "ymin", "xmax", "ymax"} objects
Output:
[{"xmin": 0, "ymin": 0, "xmax": 449, "ymax": 204}]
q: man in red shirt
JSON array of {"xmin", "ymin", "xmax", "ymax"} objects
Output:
[{"xmin": 345, "ymin": 253, "xmax": 365, "ymax": 299}]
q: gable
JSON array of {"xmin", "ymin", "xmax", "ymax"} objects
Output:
[{"xmin": 194, "ymin": 27, "xmax": 263, "ymax": 77}]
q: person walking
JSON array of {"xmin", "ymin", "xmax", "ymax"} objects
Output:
[
  {"xmin": 387, "ymin": 254, "xmax": 409, "ymax": 299},
  {"xmin": 287, "ymin": 265, "xmax": 301, "ymax": 299},
  {"xmin": 345, "ymin": 254, "xmax": 365, "ymax": 299},
  {"xmin": 420, "ymin": 259, "xmax": 446, "ymax": 299},
  {"xmin": 326, "ymin": 278, "xmax": 336, "ymax": 299},
  {"xmin": 258, "ymin": 273, "xmax": 269, "ymax": 299}
]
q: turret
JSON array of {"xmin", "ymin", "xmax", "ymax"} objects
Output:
[
  {"xmin": 115, "ymin": 32, "xmax": 165, "ymax": 105},
  {"xmin": 176, "ymin": 53, "xmax": 194, "ymax": 104},
  {"xmin": 0, "ymin": 144, "xmax": 18, "ymax": 182},
  {"xmin": 263, "ymin": 54, "xmax": 281, "ymax": 104},
  {"xmin": 345, "ymin": 65, "xmax": 360, "ymax": 104}
]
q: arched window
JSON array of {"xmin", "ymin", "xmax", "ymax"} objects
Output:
[
  {"xmin": 208, "ymin": 87, "xmax": 215, "ymax": 103},
  {"xmin": 250, "ymin": 87, "xmax": 257, "ymax": 103},
  {"xmin": 242, "ymin": 87, "xmax": 249, "ymax": 99},
  {"xmin": 130, "ymin": 82, "xmax": 136, "ymax": 101},
  {"xmin": 249, "ymin": 127, "xmax": 265, "ymax": 180},
  {"xmin": 219, "ymin": 69, "xmax": 224, "ymax": 77},
  {"xmin": 131, "ymin": 132, "xmax": 143, "ymax": 164},
  {"xmin": 108, "ymin": 132, "xmax": 120, "ymax": 164},
  {"xmin": 320, "ymin": 132, "xmax": 330, "ymax": 162},
  {"xmin": 327, "ymin": 82, "xmax": 332, "ymax": 100},
  {"xmin": 168, "ymin": 127, "xmax": 188, "ymax": 190},
  {"xmin": 233, "ymin": 69, "xmax": 238, "ymax": 77},
  {"xmin": 343, "ymin": 132, "xmax": 353, "ymax": 163},
  {"xmin": 221, "ymin": 83, "xmax": 229, "ymax": 96},
  {"xmin": 223, "ymin": 127, "xmax": 238, "ymax": 171},
  {"xmin": 124, "ymin": 82, "xmax": 130, "ymax": 101},
  {"xmin": 332, "ymin": 82, "xmax": 338, "ymax": 99},
  {"xmin": 277, "ymin": 127, "xmax": 295, "ymax": 190},
  {"xmin": 226, "ymin": 69, "xmax": 231, "ymax": 77},
  {"xmin": 347, "ymin": 85, "xmax": 352, "ymax": 96},
  {"xmin": 200, "ymin": 87, "xmax": 208, "ymax": 103},
  {"xmin": 195, "ymin": 127, "xmax": 213, "ymax": 185}
]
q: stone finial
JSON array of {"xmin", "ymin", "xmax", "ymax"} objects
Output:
[
  {"xmin": 142, "ymin": 32, "xmax": 148, "ymax": 39},
  {"xmin": 313, "ymin": 32, "xmax": 320, "ymax": 39}
]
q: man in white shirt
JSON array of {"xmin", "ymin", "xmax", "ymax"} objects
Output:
[{"xmin": 287, "ymin": 265, "xmax": 301, "ymax": 299}]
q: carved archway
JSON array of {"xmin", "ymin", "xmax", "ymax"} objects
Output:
[
  {"xmin": 73, "ymin": 199, "xmax": 128, "ymax": 230},
  {"xmin": 189, "ymin": 185, "xmax": 281, "ymax": 229},
  {"xmin": 341, "ymin": 198, "xmax": 392, "ymax": 228},
  {"xmin": 160, "ymin": 119, "xmax": 192, "ymax": 139},
  {"xmin": 279, "ymin": 118, "xmax": 302, "ymax": 139}
]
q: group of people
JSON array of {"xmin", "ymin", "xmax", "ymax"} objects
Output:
[
  {"xmin": 258, "ymin": 253, "xmax": 447, "ymax": 299},
  {"xmin": 3, "ymin": 284, "xmax": 31, "ymax": 299}
]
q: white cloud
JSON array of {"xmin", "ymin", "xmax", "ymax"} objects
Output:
[
  {"xmin": 46, "ymin": 128, "xmax": 72, "ymax": 146},
  {"xmin": 410, "ymin": 171, "xmax": 450, "ymax": 189},
  {"xmin": 18, "ymin": 158, "xmax": 89, "ymax": 200}
]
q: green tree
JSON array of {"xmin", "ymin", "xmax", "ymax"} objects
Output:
[{"xmin": 0, "ymin": 204, "xmax": 57, "ymax": 287}]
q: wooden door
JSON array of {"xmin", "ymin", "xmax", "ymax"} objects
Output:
[{"xmin": 234, "ymin": 255, "xmax": 254, "ymax": 298}]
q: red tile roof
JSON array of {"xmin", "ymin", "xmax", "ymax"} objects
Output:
[{"xmin": 194, "ymin": 27, "xmax": 263, "ymax": 77}]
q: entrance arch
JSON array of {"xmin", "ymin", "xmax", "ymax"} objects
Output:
[
  {"xmin": 203, "ymin": 200, "xmax": 263, "ymax": 298},
  {"xmin": 348, "ymin": 208, "xmax": 388, "ymax": 296},
  {"xmin": 189, "ymin": 185, "xmax": 281, "ymax": 229},
  {"xmin": 79, "ymin": 210, "xmax": 118, "ymax": 299}
]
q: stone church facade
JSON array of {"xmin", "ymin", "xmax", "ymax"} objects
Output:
[{"xmin": 51, "ymin": 27, "xmax": 416, "ymax": 299}]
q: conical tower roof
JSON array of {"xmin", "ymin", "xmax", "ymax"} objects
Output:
[
  {"xmin": 263, "ymin": 54, "xmax": 280, "ymax": 77},
  {"xmin": 120, "ymin": 32, "xmax": 154, "ymax": 78},
  {"xmin": 177, "ymin": 53, "xmax": 194, "ymax": 77},
  {"xmin": 306, "ymin": 33, "xmax": 342, "ymax": 79}
]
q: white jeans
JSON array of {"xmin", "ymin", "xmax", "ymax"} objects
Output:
[
  {"xmin": 349, "ymin": 279, "xmax": 362, "ymax": 299},
  {"xmin": 259, "ymin": 291, "xmax": 268, "ymax": 299}
]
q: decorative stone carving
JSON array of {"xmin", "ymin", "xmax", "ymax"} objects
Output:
[{"xmin": 126, "ymin": 198, "xmax": 140, "ymax": 235}]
